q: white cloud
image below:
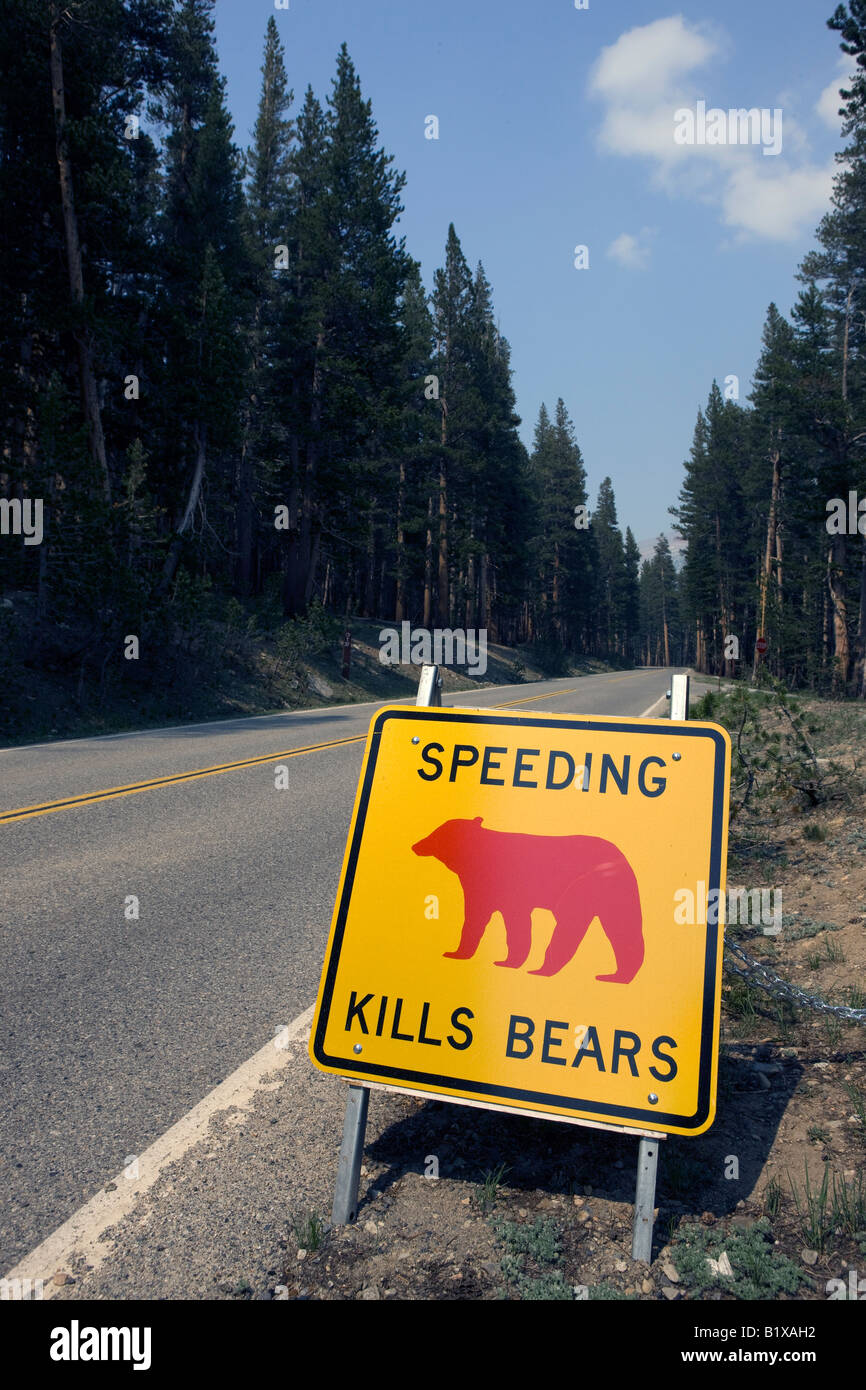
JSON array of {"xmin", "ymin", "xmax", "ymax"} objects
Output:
[
  {"xmin": 590, "ymin": 16, "xmax": 719, "ymax": 104},
  {"xmin": 607, "ymin": 230, "xmax": 654, "ymax": 269},
  {"xmin": 589, "ymin": 16, "xmax": 722, "ymax": 163},
  {"xmin": 587, "ymin": 15, "xmax": 838, "ymax": 243},
  {"xmin": 722, "ymin": 162, "xmax": 835, "ymax": 242},
  {"xmin": 816, "ymin": 59, "xmax": 855, "ymax": 129}
]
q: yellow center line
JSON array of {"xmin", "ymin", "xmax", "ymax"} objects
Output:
[
  {"xmin": 0, "ymin": 735, "xmax": 365, "ymax": 827},
  {"xmin": 491, "ymin": 687, "xmax": 578, "ymax": 708},
  {"xmin": 0, "ymin": 683, "xmax": 590, "ymax": 826}
]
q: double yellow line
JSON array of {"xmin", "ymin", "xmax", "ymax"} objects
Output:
[{"xmin": 1, "ymin": 688, "xmax": 578, "ymax": 827}]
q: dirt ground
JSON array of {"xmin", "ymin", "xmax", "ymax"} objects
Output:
[{"xmin": 279, "ymin": 694, "xmax": 866, "ymax": 1302}]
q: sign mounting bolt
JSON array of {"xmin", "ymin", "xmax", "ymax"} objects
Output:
[
  {"xmin": 411, "ymin": 736, "xmax": 420, "ymax": 745},
  {"xmin": 672, "ymin": 752, "xmax": 681, "ymax": 761},
  {"xmin": 648, "ymin": 1093, "xmax": 659, "ymax": 1104},
  {"xmin": 353, "ymin": 1044, "xmax": 363, "ymax": 1054}
]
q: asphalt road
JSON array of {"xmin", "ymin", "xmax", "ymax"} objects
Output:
[{"xmin": 0, "ymin": 667, "xmax": 696, "ymax": 1269}]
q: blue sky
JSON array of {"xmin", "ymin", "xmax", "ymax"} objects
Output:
[{"xmin": 214, "ymin": 0, "xmax": 852, "ymax": 556}]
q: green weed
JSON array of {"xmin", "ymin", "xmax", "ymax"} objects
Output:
[
  {"xmin": 292, "ymin": 1209, "xmax": 326, "ymax": 1252},
  {"xmin": 842, "ymin": 1082, "xmax": 866, "ymax": 1141},
  {"xmin": 823, "ymin": 1015, "xmax": 844, "ymax": 1048},
  {"xmin": 830, "ymin": 1169, "xmax": 866, "ymax": 1236},
  {"xmin": 475, "ymin": 1161, "xmax": 509, "ymax": 1215},
  {"xmin": 763, "ymin": 1176, "xmax": 783, "ymax": 1220},
  {"xmin": 724, "ymin": 979, "xmax": 759, "ymax": 1019},
  {"xmin": 787, "ymin": 1164, "xmax": 832, "ymax": 1251}
]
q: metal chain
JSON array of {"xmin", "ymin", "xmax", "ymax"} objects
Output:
[{"xmin": 724, "ymin": 937, "xmax": 866, "ymax": 1023}]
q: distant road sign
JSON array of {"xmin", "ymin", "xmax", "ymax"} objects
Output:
[
  {"xmin": 311, "ymin": 705, "xmax": 731, "ymax": 1137},
  {"xmin": 755, "ymin": 636, "xmax": 768, "ymax": 655}
]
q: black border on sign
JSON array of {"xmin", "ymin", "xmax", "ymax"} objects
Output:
[{"xmin": 312, "ymin": 709, "xmax": 728, "ymax": 1131}]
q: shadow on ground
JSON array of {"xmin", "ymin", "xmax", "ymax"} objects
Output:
[{"xmin": 361, "ymin": 1051, "xmax": 801, "ymax": 1260}]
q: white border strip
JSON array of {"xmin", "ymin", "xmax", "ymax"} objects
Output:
[{"xmin": 2, "ymin": 1005, "xmax": 315, "ymax": 1298}]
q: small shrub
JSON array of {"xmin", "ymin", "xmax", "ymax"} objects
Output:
[
  {"xmin": 672, "ymin": 1217, "xmax": 803, "ymax": 1299},
  {"xmin": 492, "ymin": 1216, "xmax": 574, "ymax": 1301}
]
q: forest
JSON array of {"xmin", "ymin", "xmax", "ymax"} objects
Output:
[{"xmin": 2, "ymin": 0, "xmax": 866, "ymax": 733}]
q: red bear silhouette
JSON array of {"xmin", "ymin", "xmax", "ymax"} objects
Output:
[{"xmin": 412, "ymin": 817, "xmax": 644, "ymax": 982}]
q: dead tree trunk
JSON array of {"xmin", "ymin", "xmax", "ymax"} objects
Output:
[{"xmin": 49, "ymin": 4, "xmax": 111, "ymax": 505}]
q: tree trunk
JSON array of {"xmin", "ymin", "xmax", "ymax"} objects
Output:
[
  {"xmin": 828, "ymin": 535, "xmax": 850, "ymax": 688},
  {"xmin": 423, "ymin": 493, "xmax": 434, "ymax": 627},
  {"xmin": 236, "ymin": 435, "xmax": 254, "ymax": 595},
  {"xmin": 161, "ymin": 421, "xmax": 207, "ymax": 592},
  {"xmin": 305, "ymin": 528, "xmax": 321, "ymax": 607},
  {"xmin": 436, "ymin": 399, "xmax": 448, "ymax": 625},
  {"xmin": 436, "ymin": 464, "xmax": 448, "ymax": 625},
  {"xmin": 363, "ymin": 509, "xmax": 377, "ymax": 617},
  {"xmin": 49, "ymin": 4, "xmax": 111, "ymax": 505},
  {"xmin": 282, "ymin": 428, "xmax": 302, "ymax": 615},
  {"xmin": 237, "ymin": 302, "xmax": 263, "ymax": 596},
  {"xmin": 479, "ymin": 552, "xmax": 490, "ymax": 636},
  {"xmin": 395, "ymin": 459, "xmax": 406, "ymax": 622},
  {"xmin": 754, "ymin": 441, "xmax": 781, "ymax": 680},
  {"xmin": 855, "ymin": 538, "xmax": 866, "ymax": 697},
  {"xmin": 466, "ymin": 517, "xmax": 476, "ymax": 629},
  {"xmin": 284, "ymin": 329, "xmax": 325, "ymax": 617}
]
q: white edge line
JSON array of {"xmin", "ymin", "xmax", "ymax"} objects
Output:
[
  {"xmin": 638, "ymin": 693, "xmax": 670, "ymax": 718},
  {"xmin": 2, "ymin": 1004, "xmax": 316, "ymax": 1298}
]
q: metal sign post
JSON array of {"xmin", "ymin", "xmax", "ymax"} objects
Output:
[
  {"xmin": 330, "ymin": 664, "xmax": 442, "ymax": 1225},
  {"xmin": 630, "ymin": 673, "xmax": 688, "ymax": 1261}
]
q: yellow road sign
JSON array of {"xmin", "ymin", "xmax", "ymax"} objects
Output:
[{"xmin": 310, "ymin": 704, "xmax": 731, "ymax": 1137}]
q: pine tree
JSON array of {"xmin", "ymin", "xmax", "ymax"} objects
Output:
[
  {"xmin": 671, "ymin": 385, "xmax": 749, "ymax": 675},
  {"xmin": 430, "ymin": 224, "xmax": 474, "ymax": 625},
  {"xmin": 389, "ymin": 259, "xmax": 437, "ymax": 622},
  {"xmin": 155, "ymin": 0, "xmax": 251, "ymax": 592},
  {"xmin": 529, "ymin": 399, "xmax": 593, "ymax": 653},
  {"xmin": 622, "ymin": 527, "xmax": 642, "ymax": 664},
  {"xmin": 459, "ymin": 263, "xmax": 529, "ymax": 640},
  {"xmin": 794, "ymin": 2, "xmax": 866, "ymax": 690},
  {"xmin": 0, "ymin": 0, "xmax": 171, "ymax": 648},
  {"xmin": 592, "ymin": 478, "xmax": 627, "ymax": 659},
  {"xmin": 282, "ymin": 47, "xmax": 408, "ymax": 617},
  {"xmin": 639, "ymin": 536, "xmax": 680, "ymax": 666},
  {"xmin": 241, "ymin": 16, "xmax": 295, "ymax": 594}
]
